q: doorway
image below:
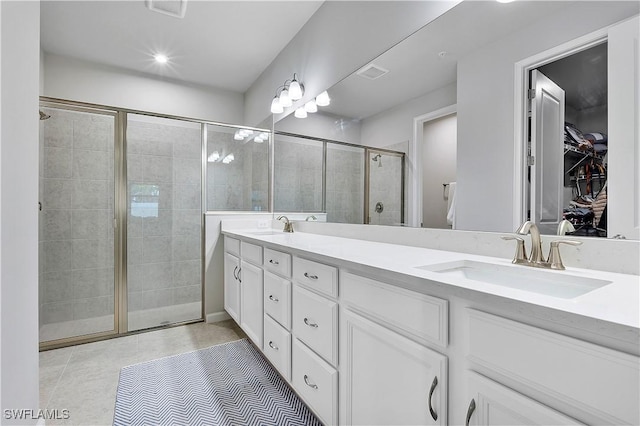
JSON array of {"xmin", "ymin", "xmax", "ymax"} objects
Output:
[{"xmin": 422, "ymin": 113, "xmax": 457, "ymax": 229}]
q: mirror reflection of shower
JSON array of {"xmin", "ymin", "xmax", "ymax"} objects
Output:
[
  {"xmin": 372, "ymin": 153, "xmax": 383, "ymax": 167},
  {"xmin": 39, "ymin": 110, "xmax": 51, "ymax": 120}
]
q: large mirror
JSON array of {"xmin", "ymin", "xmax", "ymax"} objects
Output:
[{"xmin": 273, "ymin": 0, "xmax": 639, "ymax": 239}]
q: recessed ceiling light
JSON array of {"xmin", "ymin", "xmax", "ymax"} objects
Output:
[{"xmin": 154, "ymin": 54, "xmax": 168, "ymax": 64}]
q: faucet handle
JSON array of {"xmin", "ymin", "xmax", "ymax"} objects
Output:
[
  {"xmin": 501, "ymin": 236, "xmax": 528, "ymax": 264},
  {"xmin": 547, "ymin": 239, "xmax": 582, "ymax": 270}
]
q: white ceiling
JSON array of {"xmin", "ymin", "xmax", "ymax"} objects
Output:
[{"xmin": 40, "ymin": 1, "xmax": 324, "ymax": 93}]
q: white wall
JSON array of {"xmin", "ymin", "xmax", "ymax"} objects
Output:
[
  {"xmin": 244, "ymin": 1, "xmax": 460, "ymax": 126},
  {"xmin": 43, "ymin": 53, "xmax": 244, "ymax": 125},
  {"xmin": 360, "ymin": 83, "xmax": 457, "ymax": 149},
  {"xmin": 1, "ymin": 1, "xmax": 40, "ymax": 423},
  {"xmin": 456, "ymin": 2, "xmax": 639, "ymax": 233}
]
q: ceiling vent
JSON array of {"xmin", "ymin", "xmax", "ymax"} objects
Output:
[
  {"xmin": 145, "ymin": 0, "xmax": 188, "ymax": 19},
  {"xmin": 356, "ymin": 63, "xmax": 389, "ymax": 80}
]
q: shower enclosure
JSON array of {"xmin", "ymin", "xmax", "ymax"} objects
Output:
[{"xmin": 273, "ymin": 132, "xmax": 404, "ymax": 225}]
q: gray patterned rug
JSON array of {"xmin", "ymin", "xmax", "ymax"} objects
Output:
[{"xmin": 113, "ymin": 338, "xmax": 321, "ymax": 425}]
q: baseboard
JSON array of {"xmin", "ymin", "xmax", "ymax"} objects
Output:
[{"xmin": 206, "ymin": 311, "xmax": 231, "ymax": 323}]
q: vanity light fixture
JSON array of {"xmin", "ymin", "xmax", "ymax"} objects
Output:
[
  {"xmin": 304, "ymin": 100, "xmax": 318, "ymax": 113},
  {"xmin": 294, "ymin": 107, "xmax": 308, "ymax": 119},
  {"xmin": 222, "ymin": 153, "xmax": 235, "ymax": 164},
  {"xmin": 233, "ymin": 130, "xmax": 245, "ymax": 140},
  {"xmin": 207, "ymin": 151, "xmax": 220, "ymax": 162},
  {"xmin": 315, "ymin": 90, "xmax": 331, "ymax": 107}
]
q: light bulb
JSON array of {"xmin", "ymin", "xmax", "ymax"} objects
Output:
[
  {"xmin": 270, "ymin": 97, "xmax": 283, "ymax": 114},
  {"xmin": 289, "ymin": 78, "xmax": 303, "ymax": 100},
  {"xmin": 315, "ymin": 90, "xmax": 330, "ymax": 106},
  {"xmin": 253, "ymin": 136, "xmax": 264, "ymax": 143},
  {"xmin": 234, "ymin": 130, "xmax": 244, "ymax": 140},
  {"xmin": 222, "ymin": 153, "xmax": 235, "ymax": 164},
  {"xmin": 304, "ymin": 100, "xmax": 318, "ymax": 113},
  {"xmin": 279, "ymin": 89, "xmax": 292, "ymax": 107},
  {"xmin": 294, "ymin": 107, "xmax": 307, "ymax": 119},
  {"xmin": 208, "ymin": 151, "xmax": 220, "ymax": 162},
  {"xmin": 240, "ymin": 129, "xmax": 253, "ymax": 137}
]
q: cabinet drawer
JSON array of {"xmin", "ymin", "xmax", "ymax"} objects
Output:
[
  {"xmin": 292, "ymin": 338, "xmax": 338, "ymax": 426},
  {"xmin": 341, "ymin": 272, "xmax": 448, "ymax": 348},
  {"xmin": 263, "ymin": 315, "xmax": 291, "ymax": 381},
  {"xmin": 293, "ymin": 285, "xmax": 338, "ymax": 366},
  {"xmin": 293, "ymin": 257, "xmax": 338, "ymax": 298},
  {"xmin": 224, "ymin": 236, "xmax": 240, "ymax": 256},
  {"xmin": 264, "ymin": 271, "xmax": 291, "ymax": 329},
  {"xmin": 468, "ymin": 309, "xmax": 640, "ymax": 425},
  {"xmin": 240, "ymin": 240, "xmax": 262, "ymax": 266},
  {"xmin": 263, "ymin": 248, "xmax": 291, "ymax": 278}
]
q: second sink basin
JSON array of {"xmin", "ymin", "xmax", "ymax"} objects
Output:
[{"xmin": 417, "ymin": 260, "xmax": 611, "ymax": 299}]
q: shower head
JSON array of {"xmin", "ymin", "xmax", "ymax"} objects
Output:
[
  {"xmin": 372, "ymin": 154, "xmax": 382, "ymax": 167},
  {"xmin": 39, "ymin": 110, "xmax": 51, "ymax": 120}
]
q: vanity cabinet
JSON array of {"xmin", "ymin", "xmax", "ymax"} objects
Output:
[
  {"xmin": 465, "ymin": 372, "xmax": 582, "ymax": 425},
  {"xmin": 223, "ymin": 237, "xmax": 265, "ymax": 349},
  {"xmin": 466, "ymin": 309, "xmax": 640, "ymax": 425},
  {"xmin": 222, "ymin": 232, "xmax": 639, "ymax": 426},
  {"xmin": 340, "ymin": 309, "xmax": 447, "ymax": 425}
]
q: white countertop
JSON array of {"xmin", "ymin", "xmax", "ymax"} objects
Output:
[{"xmin": 222, "ymin": 228, "xmax": 640, "ymax": 331}]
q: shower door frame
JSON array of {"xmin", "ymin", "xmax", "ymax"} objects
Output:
[
  {"xmin": 38, "ymin": 100, "xmax": 124, "ymax": 350},
  {"xmin": 364, "ymin": 148, "xmax": 406, "ymax": 225}
]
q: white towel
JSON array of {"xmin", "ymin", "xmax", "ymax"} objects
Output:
[{"xmin": 446, "ymin": 182, "xmax": 457, "ymax": 228}]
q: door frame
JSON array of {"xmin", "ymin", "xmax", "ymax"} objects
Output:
[
  {"xmin": 411, "ymin": 104, "xmax": 457, "ymax": 228},
  {"xmin": 513, "ymin": 27, "xmax": 609, "ymax": 230}
]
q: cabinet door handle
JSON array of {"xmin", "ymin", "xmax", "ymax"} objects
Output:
[
  {"xmin": 465, "ymin": 398, "xmax": 476, "ymax": 426},
  {"xmin": 303, "ymin": 374, "xmax": 318, "ymax": 389},
  {"xmin": 269, "ymin": 294, "xmax": 279, "ymax": 302},
  {"xmin": 269, "ymin": 259, "xmax": 279, "ymax": 265},
  {"xmin": 233, "ymin": 266, "xmax": 238, "ymax": 280},
  {"xmin": 428, "ymin": 376, "xmax": 438, "ymax": 421},
  {"xmin": 304, "ymin": 272, "xmax": 318, "ymax": 280},
  {"xmin": 268, "ymin": 341, "xmax": 278, "ymax": 351},
  {"xmin": 303, "ymin": 317, "xmax": 319, "ymax": 328},
  {"xmin": 237, "ymin": 268, "xmax": 242, "ymax": 283}
]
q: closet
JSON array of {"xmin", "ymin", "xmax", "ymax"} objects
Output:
[{"xmin": 536, "ymin": 42, "xmax": 608, "ymax": 237}]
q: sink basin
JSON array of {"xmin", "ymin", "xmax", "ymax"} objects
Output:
[{"xmin": 417, "ymin": 260, "xmax": 611, "ymax": 299}]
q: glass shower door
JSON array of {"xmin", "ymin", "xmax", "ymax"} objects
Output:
[
  {"xmin": 39, "ymin": 104, "xmax": 117, "ymax": 344},
  {"xmin": 366, "ymin": 150, "xmax": 405, "ymax": 225},
  {"xmin": 125, "ymin": 114, "xmax": 202, "ymax": 331}
]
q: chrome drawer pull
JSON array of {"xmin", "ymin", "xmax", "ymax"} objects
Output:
[
  {"xmin": 304, "ymin": 272, "xmax": 318, "ymax": 280},
  {"xmin": 465, "ymin": 398, "xmax": 476, "ymax": 426},
  {"xmin": 303, "ymin": 317, "xmax": 319, "ymax": 328},
  {"xmin": 269, "ymin": 259, "xmax": 280, "ymax": 265},
  {"xmin": 303, "ymin": 375, "xmax": 318, "ymax": 389},
  {"xmin": 428, "ymin": 376, "xmax": 438, "ymax": 421},
  {"xmin": 268, "ymin": 341, "xmax": 278, "ymax": 351},
  {"xmin": 268, "ymin": 294, "xmax": 279, "ymax": 302},
  {"xmin": 233, "ymin": 266, "xmax": 238, "ymax": 280}
]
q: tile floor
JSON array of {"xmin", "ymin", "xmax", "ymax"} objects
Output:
[{"xmin": 39, "ymin": 320, "xmax": 246, "ymax": 425}]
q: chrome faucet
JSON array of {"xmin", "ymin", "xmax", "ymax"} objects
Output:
[
  {"xmin": 503, "ymin": 221, "xmax": 582, "ymax": 270},
  {"xmin": 305, "ymin": 215, "xmax": 317, "ymax": 221},
  {"xmin": 515, "ymin": 221, "xmax": 545, "ymax": 264},
  {"xmin": 277, "ymin": 215, "xmax": 294, "ymax": 233}
]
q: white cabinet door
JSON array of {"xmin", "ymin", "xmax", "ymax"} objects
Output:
[
  {"xmin": 240, "ymin": 260, "xmax": 264, "ymax": 349},
  {"xmin": 465, "ymin": 372, "xmax": 582, "ymax": 426},
  {"xmin": 224, "ymin": 252, "xmax": 240, "ymax": 323},
  {"xmin": 340, "ymin": 309, "xmax": 447, "ymax": 426}
]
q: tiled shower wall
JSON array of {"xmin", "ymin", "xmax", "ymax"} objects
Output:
[
  {"xmin": 39, "ymin": 108, "xmax": 115, "ymax": 329},
  {"xmin": 274, "ymin": 136, "xmax": 324, "ymax": 212},
  {"xmin": 126, "ymin": 116, "xmax": 202, "ymax": 322},
  {"xmin": 206, "ymin": 129, "xmax": 269, "ymax": 211},
  {"xmin": 369, "ymin": 153, "xmax": 403, "ymax": 225},
  {"xmin": 326, "ymin": 145, "xmax": 364, "ymax": 223}
]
